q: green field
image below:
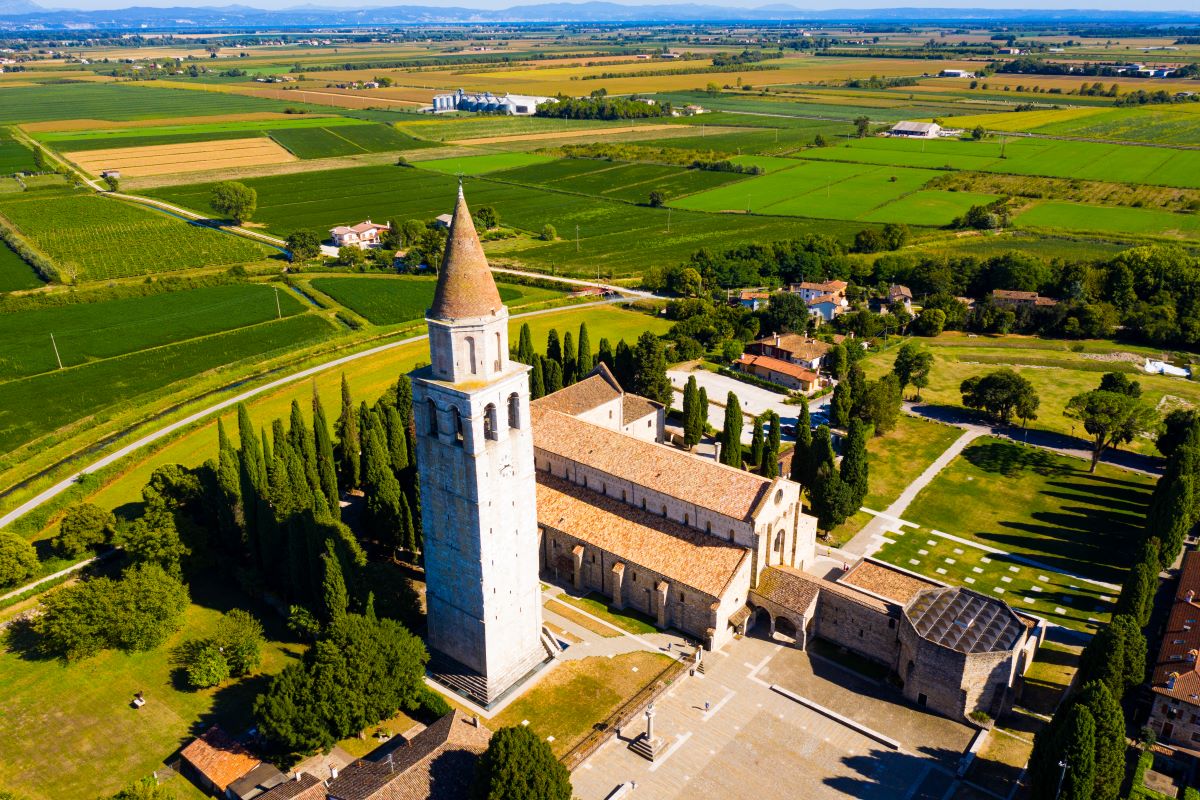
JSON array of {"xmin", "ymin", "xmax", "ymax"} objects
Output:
[
  {"xmin": 0, "ymin": 130, "xmax": 36, "ymax": 175},
  {"xmin": 309, "ymin": 276, "xmax": 560, "ymax": 325},
  {"xmin": 946, "ymin": 105, "xmax": 1200, "ymax": 146},
  {"xmin": 0, "ymin": 284, "xmax": 304, "ymax": 380},
  {"xmin": 798, "ymin": 135, "xmax": 1200, "ymax": 190},
  {"xmin": 144, "ymin": 164, "xmax": 874, "ymax": 276},
  {"xmin": 494, "ymin": 158, "xmax": 753, "ymax": 204},
  {"xmin": 31, "ymin": 115, "xmax": 368, "ymax": 147},
  {"xmin": 1016, "ymin": 201, "xmax": 1200, "ymax": 240},
  {"xmin": 0, "ymin": 241, "xmax": 43, "ymax": 291},
  {"xmin": 267, "ymin": 123, "xmax": 430, "ymax": 158},
  {"xmin": 0, "ymin": 83, "xmax": 314, "ymax": 125},
  {"xmin": 0, "ymin": 313, "xmax": 333, "ymax": 457},
  {"xmin": 0, "ymin": 193, "xmax": 277, "ymax": 280},
  {"xmin": 418, "ymin": 151, "xmax": 555, "ymax": 176}
]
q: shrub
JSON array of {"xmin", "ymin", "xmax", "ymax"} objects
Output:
[
  {"xmin": 52, "ymin": 503, "xmax": 116, "ymax": 559},
  {"xmin": 0, "ymin": 532, "xmax": 38, "ymax": 589}
]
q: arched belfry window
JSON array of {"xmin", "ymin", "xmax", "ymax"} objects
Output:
[
  {"xmin": 484, "ymin": 403, "xmax": 498, "ymax": 441},
  {"xmin": 452, "ymin": 407, "xmax": 465, "ymax": 445},
  {"xmin": 495, "ymin": 332, "xmax": 502, "ymax": 372},
  {"xmin": 466, "ymin": 336, "xmax": 477, "ymax": 375},
  {"xmin": 427, "ymin": 399, "xmax": 439, "ymax": 436},
  {"xmin": 508, "ymin": 393, "xmax": 521, "ymax": 429}
]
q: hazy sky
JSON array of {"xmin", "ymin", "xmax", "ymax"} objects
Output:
[{"xmin": 41, "ymin": 0, "xmax": 1200, "ymax": 13}]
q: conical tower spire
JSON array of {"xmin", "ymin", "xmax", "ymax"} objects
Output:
[{"xmin": 428, "ymin": 183, "xmax": 503, "ymax": 321}]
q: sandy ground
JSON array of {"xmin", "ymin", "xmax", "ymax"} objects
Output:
[{"xmin": 69, "ymin": 137, "xmax": 296, "ymax": 177}]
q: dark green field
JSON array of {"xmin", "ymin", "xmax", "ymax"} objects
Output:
[
  {"xmin": 0, "ymin": 284, "xmax": 305, "ymax": 379},
  {"xmin": 0, "ymin": 131, "xmax": 36, "ymax": 175},
  {"xmin": 267, "ymin": 123, "xmax": 433, "ymax": 158},
  {"xmin": 0, "ymin": 241, "xmax": 42, "ymax": 292},
  {"xmin": 491, "ymin": 158, "xmax": 752, "ymax": 203},
  {"xmin": 309, "ymin": 276, "xmax": 556, "ymax": 325}
]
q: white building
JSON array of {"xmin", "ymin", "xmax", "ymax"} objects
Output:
[
  {"xmin": 430, "ymin": 88, "xmax": 555, "ymax": 116},
  {"xmin": 888, "ymin": 121, "xmax": 942, "ymax": 138},
  {"xmin": 939, "ymin": 69, "xmax": 975, "ymax": 79},
  {"xmin": 329, "ymin": 220, "xmax": 389, "ymax": 249}
]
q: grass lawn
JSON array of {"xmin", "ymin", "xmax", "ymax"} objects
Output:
[
  {"xmin": 0, "ymin": 579, "xmax": 301, "ymax": 800},
  {"xmin": 861, "ymin": 334, "xmax": 1192, "ymax": 456},
  {"xmin": 336, "ymin": 708, "xmax": 419, "ymax": 759},
  {"xmin": 966, "ymin": 729, "xmax": 1033, "ymax": 792},
  {"xmin": 544, "ymin": 598, "xmax": 621, "ymax": 638},
  {"xmin": 486, "ymin": 651, "xmax": 674, "ymax": 757},
  {"xmin": 554, "ymin": 592, "xmax": 658, "ymax": 636},
  {"xmin": 1020, "ymin": 638, "xmax": 1083, "ymax": 716}
]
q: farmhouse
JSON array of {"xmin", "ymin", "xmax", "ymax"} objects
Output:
[
  {"xmin": 991, "ymin": 289, "xmax": 1059, "ymax": 309},
  {"xmin": 430, "ymin": 88, "xmax": 555, "ymax": 115},
  {"xmin": 871, "ymin": 284, "xmax": 914, "ymax": 314},
  {"xmin": 807, "ymin": 293, "xmax": 848, "ymax": 323},
  {"xmin": 788, "ymin": 279, "xmax": 848, "ymax": 304},
  {"xmin": 1148, "ymin": 550, "xmax": 1200, "ymax": 749},
  {"xmin": 329, "ymin": 220, "xmax": 389, "ymax": 249},
  {"xmin": 939, "ymin": 69, "xmax": 975, "ymax": 78},
  {"xmin": 889, "ymin": 121, "xmax": 942, "ymax": 138},
  {"xmin": 735, "ymin": 353, "xmax": 820, "ymax": 394},
  {"xmin": 745, "ymin": 333, "xmax": 832, "ymax": 372},
  {"xmin": 736, "ymin": 290, "xmax": 771, "ymax": 310}
]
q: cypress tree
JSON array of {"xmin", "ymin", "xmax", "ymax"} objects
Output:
[
  {"xmin": 1117, "ymin": 540, "xmax": 1158, "ymax": 627},
  {"xmin": 398, "ymin": 492, "xmax": 416, "ymax": 553},
  {"xmin": 272, "ymin": 418, "xmax": 289, "ymax": 467},
  {"xmin": 1110, "ymin": 613, "xmax": 1147, "ymax": 692},
  {"xmin": 312, "ymin": 389, "xmax": 340, "ymax": 514},
  {"xmin": 394, "ymin": 375, "xmax": 413, "ymax": 430},
  {"xmin": 216, "ymin": 418, "xmax": 242, "ymax": 543},
  {"xmin": 545, "ymin": 359, "xmax": 563, "ymax": 394},
  {"xmin": 791, "ymin": 404, "xmax": 812, "ymax": 486},
  {"xmin": 1077, "ymin": 681, "xmax": 1124, "ymax": 800},
  {"xmin": 830, "ymin": 381, "xmax": 853, "ymax": 429},
  {"xmin": 237, "ymin": 405, "xmax": 264, "ymax": 564},
  {"xmin": 683, "ymin": 376, "xmax": 701, "ymax": 448},
  {"xmin": 363, "ymin": 413, "xmax": 391, "ymax": 493},
  {"xmin": 810, "ymin": 424, "xmax": 836, "ymax": 476},
  {"xmin": 334, "ymin": 375, "xmax": 360, "ymax": 491},
  {"xmin": 597, "ymin": 337, "xmax": 614, "ymax": 371},
  {"xmin": 290, "ymin": 400, "xmax": 320, "ymax": 496},
  {"xmin": 577, "ymin": 322, "xmax": 593, "ymax": 375},
  {"xmin": 562, "ymin": 330, "xmax": 577, "ymax": 386},
  {"xmin": 811, "ymin": 460, "xmax": 849, "ymax": 531},
  {"xmin": 632, "ymin": 332, "xmax": 672, "ymax": 407},
  {"xmin": 840, "ymin": 418, "xmax": 870, "ymax": 510},
  {"xmin": 261, "ymin": 429, "xmax": 273, "ymax": 473},
  {"xmin": 546, "ymin": 329, "xmax": 561, "ymax": 366},
  {"xmin": 357, "ymin": 402, "xmax": 372, "ymax": 488},
  {"xmin": 765, "ymin": 410, "xmax": 781, "ymax": 478},
  {"xmin": 286, "ymin": 445, "xmax": 314, "ymax": 513},
  {"xmin": 1060, "ymin": 704, "xmax": 1096, "ymax": 800},
  {"xmin": 531, "ymin": 355, "xmax": 546, "ymax": 399},
  {"xmin": 698, "ymin": 387, "xmax": 708, "ymax": 432},
  {"xmin": 385, "ymin": 405, "xmax": 410, "ymax": 473},
  {"xmin": 614, "ymin": 339, "xmax": 634, "ymax": 388},
  {"xmin": 1079, "ymin": 622, "xmax": 1126, "ymax": 700},
  {"xmin": 720, "ymin": 393, "xmax": 743, "ymax": 469},
  {"xmin": 517, "ymin": 323, "xmax": 535, "ymax": 365},
  {"xmin": 320, "ymin": 539, "xmax": 349, "ymax": 624},
  {"xmin": 749, "ymin": 416, "xmax": 765, "ymax": 470}
]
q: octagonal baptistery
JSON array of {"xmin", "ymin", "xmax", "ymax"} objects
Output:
[{"xmin": 897, "ymin": 586, "xmax": 1029, "ymax": 721}]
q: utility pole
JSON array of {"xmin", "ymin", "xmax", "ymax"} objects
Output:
[
  {"xmin": 274, "ymin": 287, "xmax": 282, "ymax": 319},
  {"xmin": 1055, "ymin": 760, "xmax": 1068, "ymax": 800},
  {"xmin": 50, "ymin": 333, "xmax": 62, "ymax": 370},
  {"xmin": 666, "ymin": 206, "xmax": 672, "ymax": 233},
  {"xmin": 575, "ymin": 224, "xmax": 580, "ymax": 253}
]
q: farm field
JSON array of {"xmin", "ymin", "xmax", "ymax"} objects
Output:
[
  {"xmin": 491, "ymin": 157, "xmax": 753, "ymax": 203},
  {"xmin": 0, "ymin": 241, "xmax": 42, "ymax": 291},
  {"xmin": 862, "ymin": 335, "xmax": 1198, "ymax": 456},
  {"xmin": 29, "ymin": 113, "xmax": 362, "ymax": 149},
  {"xmin": 144, "ymin": 164, "xmax": 874, "ymax": 276},
  {"xmin": 0, "ymin": 313, "xmax": 332, "ymax": 458},
  {"xmin": 797, "ymin": 135, "xmax": 1200, "ymax": 190},
  {"xmin": 308, "ymin": 275, "xmax": 561, "ymax": 325},
  {"xmin": 0, "ymin": 130, "xmax": 36, "ymax": 175},
  {"xmin": 266, "ymin": 122, "xmax": 431, "ymax": 158},
  {"xmin": 1015, "ymin": 201, "xmax": 1200, "ymax": 240},
  {"xmin": 417, "ymin": 151, "xmax": 555, "ymax": 175},
  {"xmin": 0, "ymin": 192, "xmax": 277, "ymax": 280},
  {"xmin": 0, "ymin": 283, "xmax": 305, "ymax": 380},
  {"xmin": 0, "ymin": 82, "xmax": 314, "ymax": 125},
  {"xmin": 67, "ymin": 137, "xmax": 297, "ymax": 177},
  {"xmin": 946, "ymin": 105, "xmax": 1200, "ymax": 145}
]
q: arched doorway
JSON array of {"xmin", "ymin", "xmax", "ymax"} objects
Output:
[{"xmin": 774, "ymin": 616, "xmax": 798, "ymax": 644}]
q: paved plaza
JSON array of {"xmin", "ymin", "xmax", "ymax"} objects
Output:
[{"xmin": 572, "ymin": 634, "xmax": 977, "ymax": 800}]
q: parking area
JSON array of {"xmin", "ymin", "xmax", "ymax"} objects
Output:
[{"xmin": 570, "ymin": 635, "xmax": 976, "ymax": 800}]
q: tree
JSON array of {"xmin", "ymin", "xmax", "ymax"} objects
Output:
[
  {"xmin": 120, "ymin": 507, "xmax": 189, "ymax": 579},
  {"xmin": 1098, "ymin": 371, "xmax": 1141, "ymax": 398},
  {"xmin": 1116, "ymin": 551, "xmax": 1157, "ymax": 627},
  {"xmin": 0, "ymin": 532, "xmax": 37, "ymax": 588},
  {"xmin": 1110, "ymin": 613, "xmax": 1147, "ymax": 693},
  {"xmin": 972, "ymin": 124, "xmax": 986, "ymax": 140},
  {"xmin": 1060, "ymin": 704, "xmax": 1096, "ymax": 800},
  {"xmin": 913, "ymin": 307, "xmax": 946, "ymax": 337},
  {"xmin": 286, "ymin": 230, "xmax": 322, "ymax": 261},
  {"xmin": 540, "ymin": 223, "xmax": 557, "ymax": 241},
  {"xmin": 473, "ymin": 205, "xmax": 499, "ymax": 229},
  {"xmin": 765, "ymin": 410, "xmax": 781, "ymax": 478},
  {"xmin": 648, "ymin": 190, "xmax": 666, "ymax": 208},
  {"xmin": 472, "ymin": 725, "xmax": 572, "ymax": 800},
  {"xmin": 854, "ymin": 115, "xmax": 871, "ymax": 137},
  {"xmin": 531, "ymin": 355, "xmax": 546, "ymax": 399},
  {"xmin": 960, "ymin": 369, "xmax": 1039, "ymax": 425},
  {"xmin": 830, "ymin": 381, "xmax": 852, "ymax": 429},
  {"xmin": 312, "ymin": 390, "xmax": 340, "ymax": 513},
  {"xmin": 881, "ymin": 222, "xmax": 910, "ymax": 251},
  {"xmin": 215, "ymin": 608, "xmax": 265, "ymax": 677},
  {"xmin": 338, "ymin": 244, "xmax": 365, "ymax": 267},
  {"xmin": 840, "ymin": 418, "xmax": 870, "ymax": 510},
  {"xmin": 1076, "ymin": 681, "xmax": 1123, "ymax": 800},
  {"xmin": 320, "ymin": 541, "xmax": 350, "ymax": 624},
  {"xmin": 749, "ymin": 416, "xmax": 765, "ymax": 470},
  {"xmin": 210, "ymin": 181, "xmax": 257, "ymax": 223},
  {"xmin": 546, "ymin": 329, "xmax": 561, "ymax": 366},
  {"xmin": 857, "ymin": 374, "xmax": 902, "ymax": 435},
  {"xmin": 631, "ymin": 331, "xmax": 672, "ymax": 407},
  {"xmin": 1064, "ymin": 390, "xmax": 1157, "ymax": 473},
  {"xmin": 791, "ymin": 404, "xmax": 813, "ymax": 486},
  {"xmin": 517, "ymin": 323, "xmax": 535, "ymax": 365},
  {"xmin": 562, "ymin": 330, "xmax": 577, "ymax": 386},
  {"xmin": 892, "ymin": 341, "xmax": 933, "ymax": 399},
  {"xmin": 720, "ymin": 393, "xmax": 744, "ymax": 468},
  {"xmin": 577, "ymin": 322, "xmax": 593, "ymax": 376},
  {"xmin": 682, "ymin": 375, "xmax": 702, "ymax": 448},
  {"xmin": 105, "ymin": 777, "xmax": 178, "ymax": 800},
  {"xmin": 186, "ymin": 642, "xmax": 231, "ymax": 688},
  {"xmin": 334, "ymin": 375, "xmax": 360, "ymax": 491},
  {"xmin": 544, "ymin": 359, "xmax": 563, "ymax": 394},
  {"xmin": 52, "ymin": 503, "xmax": 115, "ymax": 559}
]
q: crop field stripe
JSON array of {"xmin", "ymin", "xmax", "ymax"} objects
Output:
[{"xmin": 318, "ymin": 126, "xmax": 370, "ymax": 154}]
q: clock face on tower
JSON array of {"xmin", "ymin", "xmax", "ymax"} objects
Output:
[{"xmin": 499, "ymin": 459, "xmax": 515, "ymax": 478}]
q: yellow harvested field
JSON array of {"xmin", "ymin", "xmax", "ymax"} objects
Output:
[
  {"xmin": 69, "ymin": 137, "xmax": 295, "ymax": 177},
  {"xmin": 449, "ymin": 124, "xmax": 680, "ymax": 145},
  {"xmin": 243, "ymin": 87, "xmax": 425, "ymax": 109},
  {"xmin": 942, "ymin": 106, "xmax": 1110, "ymax": 131},
  {"xmin": 912, "ymin": 73, "xmax": 1189, "ymax": 94},
  {"xmin": 21, "ymin": 111, "xmax": 336, "ymax": 133}
]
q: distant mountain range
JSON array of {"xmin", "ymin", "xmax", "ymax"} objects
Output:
[{"xmin": 3, "ymin": 1, "xmax": 1200, "ymax": 28}]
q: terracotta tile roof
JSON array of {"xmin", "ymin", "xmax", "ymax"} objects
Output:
[
  {"xmin": 792, "ymin": 280, "xmax": 848, "ymax": 294},
  {"xmin": 258, "ymin": 774, "xmax": 325, "ymax": 800},
  {"xmin": 888, "ymin": 285, "xmax": 913, "ymax": 300},
  {"xmin": 737, "ymin": 354, "xmax": 818, "ymax": 384},
  {"xmin": 840, "ymin": 559, "xmax": 940, "ymax": 605},
  {"xmin": 739, "ymin": 291, "xmax": 770, "ymax": 300},
  {"xmin": 1153, "ymin": 551, "xmax": 1200, "ymax": 704},
  {"xmin": 992, "ymin": 289, "xmax": 1038, "ymax": 301},
  {"xmin": 323, "ymin": 712, "xmax": 491, "ymax": 800},
  {"xmin": 429, "ymin": 187, "xmax": 503, "ymax": 321},
  {"xmin": 531, "ymin": 407, "xmax": 773, "ymax": 522},
  {"xmin": 751, "ymin": 334, "xmax": 831, "ymax": 362},
  {"xmin": 180, "ymin": 726, "xmax": 260, "ymax": 792},
  {"xmin": 807, "ymin": 293, "xmax": 842, "ymax": 307},
  {"xmin": 622, "ymin": 393, "xmax": 660, "ymax": 425},
  {"xmin": 537, "ymin": 473, "xmax": 750, "ymax": 598},
  {"xmin": 532, "ymin": 363, "xmax": 621, "ymax": 416},
  {"xmin": 752, "ymin": 566, "xmax": 820, "ymax": 613}
]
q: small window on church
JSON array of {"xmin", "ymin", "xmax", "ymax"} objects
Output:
[
  {"xmin": 508, "ymin": 393, "xmax": 520, "ymax": 429},
  {"xmin": 427, "ymin": 399, "xmax": 439, "ymax": 436},
  {"xmin": 452, "ymin": 407, "xmax": 464, "ymax": 445},
  {"xmin": 495, "ymin": 331, "xmax": 502, "ymax": 372},
  {"xmin": 706, "ymin": 522, "xmax": 711, "ymax": 534},
  {"xmin": 466, "ymin": 336, "xmax": 477, "ymax": 375},
  {"xmin": 684, "ymin": 514, "xmax": 689, "ymax": 526},
  {"xmin": 679, "ymin": 591, "xmax": 685, "ymax": 602},
  {"xmin": 484, "ymin": 403, "xmax": 498, "ymax": 441}
]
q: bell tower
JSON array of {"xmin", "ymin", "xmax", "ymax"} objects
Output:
[{"xmin": 411, "ymin": 185, "xmax": 546, "ymax": 704}]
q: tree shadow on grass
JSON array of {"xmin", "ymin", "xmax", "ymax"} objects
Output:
[
  {"xmin": 1040, "ymin": 489, "xmax": 1148, "ymax": 518},
  {"xmin": 979, "ymin": 526, "xmax": 1129, "ymax": 585},
  {"xmin": 1045, "ymin": 476, "xmax": 1153, "ymax": 506},
  {"xmin": 825, "ymin": 745, "xmax": 963, "ymax": 799},
  {"xmin": 962, "ymin": 441, "xmax": 1070, "ymax": 478}
]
